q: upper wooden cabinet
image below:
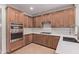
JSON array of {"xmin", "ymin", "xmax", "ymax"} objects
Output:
[
  {"xmin": 28, "ymin": 16, "xmax": 33, "ymax": 28},
  {"xmin": 7, "ymin": 7, "xmax": 24, "ymax": 24},
  {"xmin": 24, "ymin": 15, "xmax": 33, "ymax": 28},
  {"xmin": 33, "ymin": 16, "xmax": 42, "ymax": 28},
  {"xmin": 7, "ymin": 7, "xmax": 75, "ymax": 28},
  {"xmin": 24, "ymin": 15, "xmax": 29, "ymax": 28},
  {"xmin": 63, "ymin": 8, "xmax": 75, "ymax": 27},
  {"xmin": 7, "ymin": 7, "xmax": 16, "ymax": 23},
  {"xmin": 52, "ymin": 8, "xmax": 75, "ymax": 28},
  {"xmin": 33, "ymin": 8, "xmax": 75, "ymax": 28}
]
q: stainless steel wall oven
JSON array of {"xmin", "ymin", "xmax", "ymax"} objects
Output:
[{"xmin": 10, "ymin": 23, "xmax": 23, "ymax": 42}]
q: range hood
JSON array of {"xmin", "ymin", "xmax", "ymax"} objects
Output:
[
  {"xmin": 42, "ymin": 21, "xmax": 52, "ymax": 33},
  {"xmin": 42, "ymin": 21, "xmax": 51, "ymax": 28}
]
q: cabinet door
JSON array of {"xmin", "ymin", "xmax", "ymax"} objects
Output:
[
  {"xmin": 24, "ymin": 15, "xmax": 28, "ymax": 28},
  {"xmin": 52, "ymin": 8, "xmax": 75, "ymax": 28},
  {"xmin": 24, "ymin": 35, "xmax": 29, "ymax": 45},
  {"xmin": 28, "ymin": 17, "xmax": 33, "ymax": 28},
  {"xmin": 10, "ymin": 39, "xmax": 23, "ymax": 52},
  {"xmin": 47, "ymin": 36, "xmax": 60, "ymax": 49},
  {"xmin": 32, "ymin": 34, "xmax": 36, "ymax": 43},
  {"xmin": 63, "ymin": 8, "xmax": 75, "ymax": 27},
  {"xmin": 33, "ymin": 34, "xmax": 42, "ymax": 44},
  {"xmin": 7, "ymin": 7, "xmax": 16, "ymax": 23},
  {"xmin": 24, "ymin": 34, "xmax": 32, "ymax": 45},
  {"xmin": 33, "ymin": 34, "xmax": 47, "ymax": 46},
  {"xmin": 46, "ymin": 36, "xmax": 53, "ymax": 48},
  {"xmin": 15, "ymin": 10, "xmax": 20, "ymax": 23},
  {"xmin": 52, "ymin": 36, "xmax": 60, "ymax": 49},
  {"xmin": 42, "ymin": 35, "xmax": 47, "ymax": 46},
  {"xmin": 34, "ymin": 16, "xmax": 42, "ymax": 28},
  {"xmin": 53, "ymin": 11, "xmax": 64, "ymax": 28},
  {"xmin": 42, "ymin": 14, "xmax": 47, "ymax": 22},
  {"xmin": 28, "ymin": 34, "xmax": 33, "ymax": 43},
  {"xmin": 19, "ymin": 13, "xmax": 24, "ymax": 24}
]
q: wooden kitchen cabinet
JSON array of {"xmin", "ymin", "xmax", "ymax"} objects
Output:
[
  {"xmin": 15, "ymin": 9, "xmax": 24, "ymax": 24},
  {"xmin": 24, "ymin": 15, "xmax": 33, "ymax": 28},
  {"xmin": 7, "ymin": 7, "xmax": 16, "ymax": 23},
  {"xmin": 52, "ymin": 36, "xmax": 60, "ymax": 49},
  {"xmin": 7, "ymin": 7, "xmax": 25, "ymax": 53},
  {"xmin": 34, "ymin": 34, "xmax": 47, "ymax": 46},
  {"xmin": 36, "ymin": 16, "xmax": 41, "ymax": 27},
  {"xmin": 33, "ymin": 34, "xmax": 47, "ymax": 46},
  {"xmin": 33, "ymin": 8, "xmax": 75, "ymax": 28},
  {"xmin": 24, "ymin": 15, "xmax": 29, "ymax": 28},
  {"xmin": 52, "ymin": 8, "xmax": 75, "ymax": 28},
  {"xmin": 19, "ymin": 13, "xmax": 24, "ymax": 24},
  {"xmin": 7, "ymin": 7, "xmax": 24, "ymax": 24},
  {"xmin": 28, "ymin": 16, "xmax": 33, "ymax": 28},
  {"xmin": 32, "ymin": 34, "xmax": 47, "ymax": 45},
  {"xmin": 46, "ymin": 36, "xmax": 60, "ymax": 49},
  {"xmin": 15, "ymin": 10, "xmax": 20, "ymax": 23},
  {"xmin": 63, "ymin": 8, "xmax": 75, "ymax": 27},
  {"xmin": 10, "ymin": 39, "xmax": 24, "ymax": 52},
  {"xmin": 32, "ymin": 34, "xmax": 42, "ymax": 44},
  {"xmin": 52, "ymin": 11, "xmax": 64, "ymax": 27},
  {"xmin": 24, "ymin": 34, "xmax": 32, "ymax": 45},
  {"xmin": 33, "ymin": 16, "xmax": 42, "ymax": 28},
  {"xmin": 32, "ymin": 34, "xmax": 60, "ymax": 49}
]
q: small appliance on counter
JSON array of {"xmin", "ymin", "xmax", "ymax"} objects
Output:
[{"xmin": 10, "ymin": 23, "xmax": 23, "ymax": 42}]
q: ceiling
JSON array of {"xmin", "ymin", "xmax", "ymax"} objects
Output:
[{"xmin": 10, "ymin": 4, "xmax": 73, "ymax": 16}]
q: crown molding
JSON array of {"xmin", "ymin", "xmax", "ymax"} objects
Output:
[{"xmin": 32, "ymin": 4, "xmax": 75, "ymax": 17}]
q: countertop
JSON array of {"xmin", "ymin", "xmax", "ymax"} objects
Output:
[{"xmin": 23, "ymin": 32, "xmax": 77, "ymax": 38}]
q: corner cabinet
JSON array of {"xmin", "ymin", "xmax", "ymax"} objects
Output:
[{"xmin": 32, "ymin": 34, "xmax": 60, "ymax": 50}]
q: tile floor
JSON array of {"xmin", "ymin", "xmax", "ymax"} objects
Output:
[{"xmin": 12, "ymin": 43, "xmax": 55, "ymax": 54}]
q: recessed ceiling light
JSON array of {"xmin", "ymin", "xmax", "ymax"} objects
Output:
[{"xmin": 30, "ymin": 7, "xmax": 34, "ymax": 10}]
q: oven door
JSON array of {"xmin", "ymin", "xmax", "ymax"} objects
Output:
[
  {"xmin": 11, "ymin": 32, "xmax": 23, "ymax": 39},
  {"xmin": 11, "ymin": 32, "xmax": 23, "ymax": 42}
]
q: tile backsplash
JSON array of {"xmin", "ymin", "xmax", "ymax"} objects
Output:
[{"xmin": 24, "ymin": 28, "xmax": 75, "ymax": 35}]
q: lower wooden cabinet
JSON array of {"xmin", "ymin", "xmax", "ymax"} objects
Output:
[
  {"xmin": 46, "ymin": 36, "xmax": 60, "ymax": 49},
  {"xmin": 32, "ymin": 34, "xmax": 43, "ymax": 44},
  {"xmin": 9, "ymin": 34, "xmax": 60, "ymax": 52},
  {"xmin": 10, "ymin": 39, "xmax": 24, "ymax": 52},
  {"xmin": 32, "ymin": 34, "xmax": 60, "ymax": 50},
  {"xmin": 24, "ymin": 34, "xmax": 32, "ymax": 45}
]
